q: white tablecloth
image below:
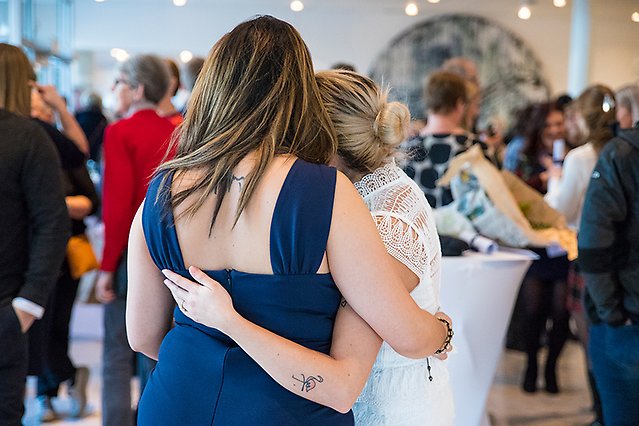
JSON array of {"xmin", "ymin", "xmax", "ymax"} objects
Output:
[{"xmin": 440, "ymin": 251, "xmax": 533, "ymax": 426}]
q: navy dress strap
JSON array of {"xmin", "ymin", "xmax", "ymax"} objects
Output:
[
  {"xmin": 270, "ymin": 159, "xmax": 337, "ymax": 275},
  {"xmin": 142, "ymin": 171, "xmax": 186, "ymax": 272}
]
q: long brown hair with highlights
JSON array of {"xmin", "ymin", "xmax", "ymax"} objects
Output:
[{"xmin": 157, "ymin": 16, "xmax": 337, "ymax": 226}]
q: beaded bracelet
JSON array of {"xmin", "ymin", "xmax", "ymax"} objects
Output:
[{"xmin": 434, "ymin": 317, "xmax": 454, "ymax": 355}]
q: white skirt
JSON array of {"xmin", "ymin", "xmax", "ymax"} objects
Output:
[{"xmin": 353, "ymin": 356, "xmax": 454, "ymax": 426}]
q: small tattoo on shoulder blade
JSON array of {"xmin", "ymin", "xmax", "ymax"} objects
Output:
[{"xmin": 230, "ymin": 175, "xmax": 245, "ymax": 191}]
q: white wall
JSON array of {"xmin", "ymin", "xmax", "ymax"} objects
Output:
[{"xmin": 74, "ymin": 0, "xmax": 639, "ymax": 103}]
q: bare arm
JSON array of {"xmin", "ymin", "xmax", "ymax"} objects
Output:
[
  {"xmin": 34, "ymin": 83, "xmax": 90, "ymax": 155},
  {"xmin": 160, "ymin": 175, "xmax": 450, "ymax": 410},
  {"xmin": 163, "ymin": 254, "xmax": 448, "ymax": 412},
  {"xmin": 65, "ymin": 164, "xmax": 98, "ymax": 220},
  {"xmin": 327, "ymin": 172, "xmax": 446, "ymax": 358},
  {"xmin": 66, "ymin": 195, "xmax": 92, "ymax": 220},
  {"xmin": 163, "ymin": 266, "xmax": 382, "ymax": 413},
  {"xmin": 126, "ymin": 202, "xmax": 175, "ymax": 360}
]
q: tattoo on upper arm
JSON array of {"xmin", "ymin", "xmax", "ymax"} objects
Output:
[
  {"xmin": 292, "ymin": 374, "xmax": 324, "ymax": 392},
  {"xmin": 230, "ymin": 175, "xmax": 245, "ymax": 191},
  {"xmin": 340, "ymin": 298, "xmax": 347, "ymax": 308}
]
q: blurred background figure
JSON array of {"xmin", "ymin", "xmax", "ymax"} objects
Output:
[
  {"xmin": 615, "ymin": 84, "xmax": 639, "ymax": 130},
  {"xmin": 403, "ymin": 70, "xmax": 486, "ymax": 208},
  {"xmin": 94, "ymin": 53, "xmax": 176, "ymax": 426},
  {"xmin": 28, "ymin": 83, "xmax": 98, "ymax": 423},
  {"xmin": 31, "ymin": 89, "xmax": 56, "ymax": 124},
  {"xmin": 508, "ymin": 99, "xmax": 571, "ymax": 396},
  {"xmin": 578, "ymin": 111, "xmax": 639, "ymax": 426},
  {"xmin": 179, "ymin": 56, "xmax": 205, "ymax": 114},
  {"xmin": 0, "ymin": 42, "xmax": 70, "ymax": 426},
  {"xmin": 546, "ymin": 85, "xmax": 615, "ymax": 230},
  {"xmin": 512, "ymin": 101, "xmax": 567, "ymax": 194},
  {"xmin": 544, "ymin": 84, "xmax": 616, "ymax": 425},
  {"xmin": 31, "ymin": 83, "xmax": 90, "ymax": 158},
  {"xmin": 75, "ymin": 91, "xmax": 109, "ymax": 165},
  {"xmin": 441, "ymin": 56, "xmax": 480, "ymax": 87},
  {"xmin": 460, "ymin": 80, "xmax": 481, "ymax": 134},
  {"xmin": 503, "ymin": 104, "xmax": 534, "ymax": 172},
  {"xmin": 157, "ymin": 58, "xmax": 183, "ymax": 126},
  {"xmin": 555, "ymin": 93, "xmax": 574, "ymax": 113}
]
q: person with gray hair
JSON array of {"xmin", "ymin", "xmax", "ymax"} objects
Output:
[
  {"xmin": 95, "ymin": 53, "xmax": 177, "ymax": 426},
  {"xmin": 616, "ymin": 84, "xmax": 639, "ymax": 129}
]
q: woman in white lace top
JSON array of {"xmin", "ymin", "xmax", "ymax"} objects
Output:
[
  {"xmin": 322, "ymin": 71, "xmax": 454, "ymax": 424},
  {"xmin": 162, "ymin": 70, "xmax": 454, "ymax": 425}
]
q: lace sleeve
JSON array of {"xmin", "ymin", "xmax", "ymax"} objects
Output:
[{"xmin": 373, "ymin": 213, "xmax": 428, "ymax": 279}]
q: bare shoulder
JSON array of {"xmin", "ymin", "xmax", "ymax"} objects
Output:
[
  {"xmin": 171, "ymin": 168, "xmax": 207, "ymax": 193},
  {"xmin": 333, "ymin": 170, "xmax": 361, "ymax": 204}
]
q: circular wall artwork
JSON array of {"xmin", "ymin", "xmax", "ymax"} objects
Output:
[{"xmin": 370, "ymin": 14, "xmax": 551, "ymax": 128}]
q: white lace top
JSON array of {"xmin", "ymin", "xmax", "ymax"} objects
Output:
[{"xmin": 352, "ymin": 161, "xmax": 454, "ymax": 426}]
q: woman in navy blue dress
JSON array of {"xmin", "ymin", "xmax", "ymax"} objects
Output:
[{"xmin": 126, "ymin": 16, "xmax": 449, "ymax": 425}]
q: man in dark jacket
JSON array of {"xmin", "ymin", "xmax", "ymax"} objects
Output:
[
  {"xmin": 0, "ymin": 108, "xmax": 70, "ymax": 424},
  {"xmin": 578, "ymin": 125, "xmax": 639, "ymax": 426}
]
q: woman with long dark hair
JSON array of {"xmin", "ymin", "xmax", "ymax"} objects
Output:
[
  {"xmin": 514, "ymin": 102, "xmax": 567, "ymax": 194},
  {"xmin": 511, "ymin": 102, "xmax": 571, "ymax": 393}
]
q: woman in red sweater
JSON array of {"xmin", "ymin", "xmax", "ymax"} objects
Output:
[{"xmin": 95, "ymin": 54, "xmax": 176, "ymax": 426}]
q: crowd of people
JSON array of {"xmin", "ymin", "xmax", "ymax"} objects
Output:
[{"xmin": 1, "ymin": 13, "xmax": 638, "ymax": 426}]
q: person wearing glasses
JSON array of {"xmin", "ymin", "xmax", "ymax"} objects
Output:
[{"xmin": 95, "ymin": 54, "xmax": 177, "ymax": 426}]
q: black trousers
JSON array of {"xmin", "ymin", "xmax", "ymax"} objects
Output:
[
  {"xmin": 0, "ymin": 302, "xmax": 28, "ymax": 425},
  {"xmin": 28, "ymin": 260, "xmax": 79, "ymax": 397}
]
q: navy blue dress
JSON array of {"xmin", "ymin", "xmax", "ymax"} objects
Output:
[{"xmin": 137, "ymin": 158, "xmax": 353, "ymax": 425}]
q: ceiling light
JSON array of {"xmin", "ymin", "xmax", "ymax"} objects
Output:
[
  {"xmin": 553, "ymin": 0, "xmax": 566, "ymax": 7},
  {"xmin": 173, "ymin": 0, "xmax": 187, "ymax": 6},
  {"xmin": 290, "ymin": 1, "xmax": 304, "ymax": 12},
  {"xmin": 179, "ymin": 50, "xmax": 193, "ymax": 63},
  {"xmin": 110, "ymin": 48, "xmax": 130, "ymax": 62},
  {"xmin": 405, "ymin": 2, "xmax": 419, "ymax": 16},
  {"xmin": 518, "ymin": 5, "xmax": 531, "ymax": 20},
  {"xmin": 427, "ymin": 0, "xmax": 440, "ymax": 3},
  {"xmin": 633, "ymin": 12, "xmax": 639, "ymax": 22},
  {"xmin": 95, "ymin": 0, "xmax": 105, "ymax": 2}
]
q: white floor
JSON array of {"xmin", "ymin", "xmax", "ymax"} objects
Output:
[
  {"xmin": 24, "ymin": 339, "xmax": 104, "ymax": 425},
  {"xmin": 488, "ymin": 343, "xmax": 595, "ymax": 425},
  {"xmin": 23, "ymin": 337, "xmax": 595, "ymax": 426}
]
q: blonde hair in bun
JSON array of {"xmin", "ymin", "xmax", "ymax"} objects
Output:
[{"xmin": 316, "ymin": 70, "xmax": 410, "ymax": 175}]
